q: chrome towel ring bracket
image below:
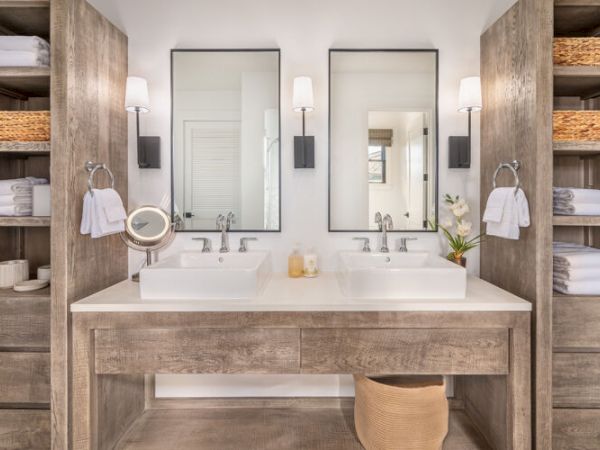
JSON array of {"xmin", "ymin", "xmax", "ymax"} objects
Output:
[
  {"xmin": 493, "ymin": 160, "xmax": 522, "ymax": 194},
  {"xmin": 85, "ymin": 160, "xmax": 115, "ymax": 196}
]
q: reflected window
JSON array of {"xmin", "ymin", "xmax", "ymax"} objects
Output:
[{"xmin": 368, "ymin": 145, "xmax": 386, "ymax": 183}]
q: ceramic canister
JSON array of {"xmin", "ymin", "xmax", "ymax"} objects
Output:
[{"xmin": 0, "ymin": 260, "xmax": 29, "ymax": 288}]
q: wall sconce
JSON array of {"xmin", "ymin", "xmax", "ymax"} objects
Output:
[
  {"xmin": 292, "ymin": 76, "xmax": 315, "ymax": 168},
  {"xmin": 125, "ymin": 76, "xmax": 161, "ymax": 169},
  {"xmin": 449, "ymin": 76, "xmax": 482, "ymax": 169}
]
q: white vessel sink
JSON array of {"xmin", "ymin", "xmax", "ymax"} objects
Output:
[
  {"xmin": 139, "ymin": 251, "xmax": 271, "ymax": 300},
  {"xmin": 337, "ymin": 252, "xmax": 467, "ymax": 299}
]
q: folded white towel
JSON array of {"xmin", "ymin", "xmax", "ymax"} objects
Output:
[
  {"xmin": 554, "ymin": 187, "xmax": 600, "ymax": 204},
  {"xmin": 0, "ymin": 177, "xmax": 48, "ymax": 196},
  {"xmin": 0, "ymin": 193, "xmax": 32, "ymax": 207},
  {"xmin": 554, "ymin": 203, "xmax": 600, "ymax": 215},
  {"xmin": 483, "ymin": 188, "xmax": 530, "ymax": 240},
  {"xmin": 0, "ymin": 36, "xmax": 49, "ymax": 52},
  {"xmin": 554, "ymin": 279, "xmax": 600, "ymax": 295},
  {"xmin": 81, "ymin": 188, "xmax": 126, "ymax": 238},
  {"xmin": 0, "ymin": 49, "xmax": 49, "ymax": 67},
  {"xmin": 554, "ymin": 267, "xmax": 600, "ymax": 281},
  {"xmin": 0, "ymin": 204, "xmax": 32, "ymax": 216},
  {"xmin": 554, "ymin": 252, "xmax": 600, "ymax": 269}
]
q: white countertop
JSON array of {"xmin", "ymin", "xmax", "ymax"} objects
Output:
[{"xmin": 70, "ymin": 273, "xmax": 532, "ymax": 313}]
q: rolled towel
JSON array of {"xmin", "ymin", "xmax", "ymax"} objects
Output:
[
  {"xmin": 0, "ymin": 49, "xmax": 49, "ymax": 67},
  {"xmin": 553, "ymin": 187, "xmax": 600, "ymax": 204},
  {"xmin": 554, "ymin": 279, "xmax": 600, "ymax": 295},
  {"xmin": 554, "ymin": 203, "xmax": 600, "ymax": 215},
  {"xmin": 0, "ymin": 36, "xmax": 49, "ymax": 52}
]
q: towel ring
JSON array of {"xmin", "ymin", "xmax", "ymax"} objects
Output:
[
  {"xmin": 85, "ymin": 161, "xmax": 115, "ymax": 196},
  {"xmin": 492, "ymin": 160, "xmax": 521, "ymax": 193}
]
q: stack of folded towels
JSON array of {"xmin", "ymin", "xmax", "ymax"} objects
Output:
[
  {"xmin": 554, "ymin": 241, "xmax": 600, "ymax": 295},
  {"xmin": 554, "ymin": 187, "xmax": 600, "ymax": 216},
  {"xmin": 80, "ymin": 188, "xmax": 127, "ymax": 239},
  {"xmin": 0, "ymin": 36, "xmax": 50, "ymax": 67},
  {"xmin": 0, "ymin": 177, "xmax": 48, "ymax": 216}
]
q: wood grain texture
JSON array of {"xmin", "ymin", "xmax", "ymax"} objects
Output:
[
  {"xmin": 553, "ymin": 140, "xmax": 600, "ymax": 155},
  {"xmin": 553, "ymin": 215, "xmax": 600, "ymax": 226},
  {"xmin": 553, "ymin": 408, "xmax": 600, "ymax": 450},
  {"xmin": 113, "ymin": 407, "xmax": 490, "ymax": 450},
  {"xmin": 554, "ymin": 296, "xmax": 600, "ymax": 350},
  {"xmin": 51, "ymin": 0, "xmax": 128, "ymax": 447},
  {"xmin": 0, "ymin": 141, "xmax": 50, "ymax": 154},
  {"xmin": 0, "ymin": 0, "xmax": 49, "ymax": 38},
  {"xmin": 95, "ymin": 328, "xmax": 301, "ymax": 375},
  {"xmin": 300, "ymin": 329, "xmax": 509, "ymax": 375},
  {"xmin": 0, "ymin": 352, "xmax": 49, "ymax": 405},
  {"xmin": 480, "ymin": 1, "xmax": 553, "ymax": 447},
  {"xmin": 463, "ymin": 376, "xmax": 507, "ymax": 450},
  {"xmin": 0, "ymin": 409, "xmax": 50, "ymax": 450},
  {"xmin": 0, "ymin": 295, "xmax": 49, "ymax": 349},
  {"xmin": 0, "ymin": 216, "xmax": 50, "ymax": 227},
  {"xmin": 553, "ymin": 353, "xmax": 600, "ymax": 407},
  {"xmin": 0, "ymin": 66, "xmax": 49, "ymax": 98}
]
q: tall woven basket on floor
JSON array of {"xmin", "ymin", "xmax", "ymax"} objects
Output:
[
  {"xmin": 0, "ymin": 111, "xmax": 50, "ymax": 141},
  {"xmin": 354, "ymin": 375, "xmax": 448, "ymax": 450}
]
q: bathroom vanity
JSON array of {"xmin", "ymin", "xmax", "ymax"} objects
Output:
[{"xmin": 70, "ymin": 273, "xmax": 531, "ymax": 450}]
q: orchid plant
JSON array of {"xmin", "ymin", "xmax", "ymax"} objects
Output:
[{"xmin": 430, "ymin": 194, "xmax": 484, "ymax": 264}]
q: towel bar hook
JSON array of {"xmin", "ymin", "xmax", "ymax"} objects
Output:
[
  {"xmin": 85, "ymin": 160, "xmax": 115, "ymax": 196},
  {"xmin": 493, "ymin": 159, "xmax": 522, "ymax": 193}
]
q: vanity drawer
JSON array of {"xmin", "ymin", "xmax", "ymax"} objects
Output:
[
  {"xmin": 94, "ymin": 328, "xmax": 301, "ymax": 374},
  {"xmin": 0, "ymin": 352, "xmax": 50, "ymax": 405},
  {"xmin": 300, "ymin": 328, "xmax": 509, "ymax": 375},
  {"xmin": 0, "ymin": 296, "xmax": 50, "ymax": 350},
  {"xmin": 554, "ymin": 297, "xmax": 600, "ymax": 350}
]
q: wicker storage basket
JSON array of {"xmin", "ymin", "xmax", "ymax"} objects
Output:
[
  {"xmin": 0, "ymin": 111, "xmax": 50, "ymax": 141},
  {"xmin": 354, "ymin": 375, "xmax": 448, "ymax": 450},
  {"xmin": 554, "ymin": 38, "xmax": 600, "ymax": 66},
  {"xmin": 554, "ymin": 111, "xmax": 600, "ymax": 141}
]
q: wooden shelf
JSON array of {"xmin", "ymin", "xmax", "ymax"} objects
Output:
[
  {"xmin": 0, "ymin": 285, "xmax": 49, "ymax": 301},
  {"xmin": 554, "ymin": 65, "xmax": 600, "ymax": 98},
  {"xmin": 553, "ymin": 215, "xmax": 600, "ymax": 226},
  {"xmin": 0, "ymin": 0, "xmax": 49, "ymax": 39},
  {"xmin": 554, "ymin": 140, "xmax": 600, "ymax": 155},
  {"xmin": 0, "ymin": 66, "xmax": 50, "ymax": 98},
  {"xmin": 555, "ymin": 1, "xmax": 600, "ymax": 37},
  {"xmin": 115, "ymin": 407, "xmax": 491, "ymax": 450},
  {"xmin": 0, "ymin": 141, "xmax": 49, "ymax": 154},
  {"xmin": 0, "ymin": 216, "xmax": 49, "ymax": 227}
]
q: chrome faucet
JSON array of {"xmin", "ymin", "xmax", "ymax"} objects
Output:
[
  {"xmin": 353, "ymin": 237, "xmax": 371, "ymax": 253},
  {"xmin": 216, "ymin": 213, "xmax": 232, "ymax": 253},
  {"xmin": 192, "ymin": 237, "xmax": 212, "ymax": 253},
  {"xmin": 375, "ymin": 213, "xmax": 394, "ymax": 253},
  {"xmin": 398, "ymin": 237, "xmax": 417, "ymax": 253},
  {"xmin": 239, "ymin": 237, "xmax": 257, "ymax": 253}
]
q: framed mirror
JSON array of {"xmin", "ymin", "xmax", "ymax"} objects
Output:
[
  {"xmin": 171, "ymin": 49, "xmax": 281, "ymax": 232},
  {"xmin": 328, "ymin": 49, "xmax": 438, "ymax": 232}
]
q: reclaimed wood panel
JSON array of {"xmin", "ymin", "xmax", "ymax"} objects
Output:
[
  {"xmin": 480, "ymin": 0, "xmax": 553, "ymax": 447},
  {"xmin": 554, "ymin": 296, "xmax": 600, "ymax": 350},
  {"xmin": 553, "ymin": 353, "xmax": 600, "ymax": 407},
  {"xmin": 553, "ymin": 408, "xmax": 600, "ymax": 450},
  {"xmin": 95, "ymin": 328, "xmax": 301, "ymax": 375},
  {"xmin": 0, "ymin": 295, "xmax": 49, "ymax": 349},
  {"xmin": 0, "ymin": 409, "xmax": 50, "ymax": 450},
  {"xmin": 301, "ymin": 329, "xmax": 509, "ymax": 375},
  {"xmin": 0, "ymin": 352, "xmax": 50, "ymax": 405}
]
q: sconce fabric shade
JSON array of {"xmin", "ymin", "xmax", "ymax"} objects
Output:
[
  {"xmin": 458, "ymin": 76, "xmax": 482, "ymax": 112},
  {"xmin": 125, "ymin": 76, "xmax": 150, "ymax": 113},
  {"xmin": 292, "ymin": 76, "xmax": 314, "ymax": 112}
]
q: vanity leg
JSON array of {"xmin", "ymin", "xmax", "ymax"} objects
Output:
[
  {"xmin": 508, "ymin": 315, "xmax": 531, "ymax": 450},
  {"xmin": 72, "ymin": 316, "xmax": 97, "ymax": 450}
]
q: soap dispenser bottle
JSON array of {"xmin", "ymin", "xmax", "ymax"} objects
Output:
[
  {"xmin": 288, "ymin": 244, "xmax": 304, "ymax": 278},
  {"xmin": 303, "ymin": 247, "xmax": 319, "ymax": 278}
]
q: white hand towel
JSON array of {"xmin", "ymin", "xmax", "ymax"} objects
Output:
[
  {"xmin": 484, "ymin": 188, "xmax": 530, "ymax": 240},
  {"xmin": 554, "ymin": 279, "xmax": 600, "ymax": 295},
  {"xmin": 0, "ymin": 36, "xmax": 49, "ymax": 52},
  {"xmin": 90, "ymin": 188, "xmax": 126, "ymax": 238},
  {"xmin": 0, "ymin": 50, "xmax": 49, "ymax": 67},
  {"xmin": 554, "ymin": 203, "xmax": 600, "ymax": 216},
  {"xmin": 483, "ymin": 187, "xmax": 512, "ymax": 223},
  {"xmin": 80, "ymin": 191, "xmax": 92, "ymax": 235},
  {"xmin": 553, "ymin": 187, "xmax": 600, "ymax": 204}
]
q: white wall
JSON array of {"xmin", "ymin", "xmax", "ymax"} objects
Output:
[{"xmin": 90, "ymin": 0, "xmax": 518, "ymax": 396}]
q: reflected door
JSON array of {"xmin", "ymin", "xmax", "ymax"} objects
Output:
[{"xmin": 407, "ymin": 124, "xmax": 425, "ymax": 229}]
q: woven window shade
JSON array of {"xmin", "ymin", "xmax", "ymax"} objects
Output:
[{"xmin": 369, "ymin": 129, "xmax": 393, "ymax": 147}]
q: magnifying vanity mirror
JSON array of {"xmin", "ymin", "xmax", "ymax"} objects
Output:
[
  {"xmin": 329, "ymin": 49, "xmax": 439, "ymax": 232},
  {"xmin": 171, "ymin": 49, "xmax": 281, "ymax": 232}
]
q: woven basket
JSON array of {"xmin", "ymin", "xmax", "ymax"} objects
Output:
[
  {"xmin": 0, "ymin": 111, "xmax": 50, "ymax": 141},
  {"xmin": 354, "ymin": 375, "xmax": 448, "ymax": 450},
  {"xmin": 554, "ymin": 38, "xmax": 600, "ymax": 66},
  {"xmin": 554, "ymin": 111, "xmax": 600, "ymax": 141}
]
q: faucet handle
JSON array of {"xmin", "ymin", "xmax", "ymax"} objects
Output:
[
  {"xmin": 398, "ymin": 237, "xmax": 417, "ymax": 252},
  {"xmin": 353, "ymin": 237, "xmax": 371, "ymax": 253},
  {"xmin": 216, "ymin": 214, "xmax": 225, "ymax": 230},
  {"xmin": 226, "ymin": 212, "xmax": 236, "ymax": 230},
  {"xmin": 192, "ymin": 237, "xmax": 212, "ymax": 253},
  {"xmin": 374, "ymin": 212, "xmax": 383, "ymax": 231},
  {"xmin": 239, "ymin": 237, "xmax": 258, "ymax": 253},
  {"xmin": 383, "ymin": 214, "xmax": 394, "ymax": 230}
]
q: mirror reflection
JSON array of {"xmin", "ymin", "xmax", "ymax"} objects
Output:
[
  {"xmin": 329, "ymin": 50, "xmax": 438, "ymax": 231},
  {"xmin": 171, "ymin": 50, "xmax": 280, "ymax": 231}
]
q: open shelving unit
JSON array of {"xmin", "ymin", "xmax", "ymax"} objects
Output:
[{"xmin": 0, "ymin": 0, "xmax": 51, "ymax": 447}]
